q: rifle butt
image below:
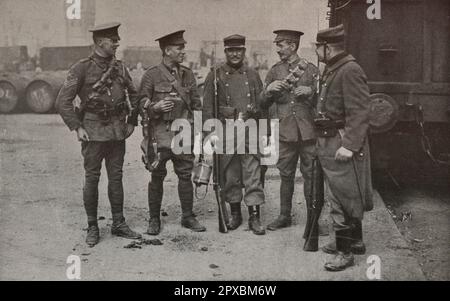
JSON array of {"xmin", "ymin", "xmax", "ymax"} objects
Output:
[
  {"xmin": 303, "ymin": 215, "xmax": 319, "ymax": 252},
  {"xmin": 215, "ymin": 189, "xmax": 228, "ymax": 233}
]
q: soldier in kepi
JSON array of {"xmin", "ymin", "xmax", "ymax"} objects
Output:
[
  {"xmin": 314, "ymin": 24, "xmax": 373, "ymax": 271},
  {"xmin": 261, "ymin": 30, "xmax": 319, "ymax": 231},
  {"xmin": 203, "ymin": 35, "xmax": 266, "ymax": 235},
  {"xmin": 56, "ymin": 22, "xmax": 142, "ymax": 247},
  {"xmin": 139, "ymin": 30, "xmax": 206, "ymax": 235}
]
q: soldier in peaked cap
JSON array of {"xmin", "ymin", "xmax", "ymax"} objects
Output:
[
  {"xmin": 203, "ymin": 34, "xmax": 266, "ymax": 235},
  {"xmin": 314, "ymin": 24, "xmax": 373, "ymax": 271},
  {"xmin": 139, "ymin": 30, "xmax": 206, "ymax": 235},
  {"xmin": 56, "ymin": 22, "xmax": 142, "ymax": 247},
  {"xmin": 260, "ymin": 29, "xmax": 319, "ymax": 231}
]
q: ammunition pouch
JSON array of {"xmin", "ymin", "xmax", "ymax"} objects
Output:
[
  {"xmin": 314, "ymin": 116, "xmax": 345, "ymax": 138},
  {"xmin": 85, "ymin": 101, "xmax": 128, "ymax": 121},
  {"xmin": 243, "ymin": 103, "xmax": 261, "ymax": 120},
  {"xmin": 219, "ymin": 106, "xmax": 237, "ymax": 121}
]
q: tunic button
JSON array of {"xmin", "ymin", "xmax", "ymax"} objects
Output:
[
  {"xmin": 320, "ymin": 98, "xmax": 324, "ymax": 101},
  {"xmin": 291, "ymin": 101, "xmax": 294, "ymax": 104},
  {"xmin": 245, "ymin": 82, "xmax": 249, "ymax": 85},
  {"xmin": 247, "ymin": 93, "xmax": 251, "ymax": 97},
  {"xmin": 225, "ymin": 84, "xmax": 229, "ymax": 87},
  {"xmin": 226, "ymin": 72, "xmax": 229, "ymax": 75},
  {"xmin": 324, "ymin": 131, "xmax": 328, "ymax": 135}
]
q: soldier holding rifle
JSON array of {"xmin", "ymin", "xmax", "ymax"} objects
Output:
[{"xmin": 203, "ymin": 35, "xmax": 266, "ymax": 235}]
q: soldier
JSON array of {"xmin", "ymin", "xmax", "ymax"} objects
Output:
[
  {"xmin": 203, "ymin": 35, "xmax": 266, "ymax": 235},
  {"xmin": 56, "ymin": 22, "xmax": 142, "ymax": 247},
  {"xmin": 140, "ymin": 30, "xmax": 206, "ymax": 235},
  {"xmin": 314, "ymin": 24, "xmax": 373, "ymax": 271},
  {"xmin": 261, "ymin": 30, "xmax": 319, "ymax": 231}
]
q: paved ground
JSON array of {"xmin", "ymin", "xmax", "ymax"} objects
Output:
[
  {"xmin": 378, "ymin": 184, "xmax": 450, "ymax": 281},
  {"xmin": 0, "ymin": 114, "xmax": 427, "ymax": 280}
]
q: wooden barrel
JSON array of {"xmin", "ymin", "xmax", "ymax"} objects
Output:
[
  {"xmin": 25, "ymin": 71, "xmax": 66, "ymax": 113},
  {"xmin": 0, "ymin": 73, "xmax": 29, "ymax": 113}
]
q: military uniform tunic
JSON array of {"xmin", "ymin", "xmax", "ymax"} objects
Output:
[
  {"xmin": 56, "ymin": 52, "xmax": 139, "ymax": 221},
  {"xmin": 262, "ymin": 54, "xmax": 318, "ymax": 142},
  {"xmin": 203, "ymin": 63, "xmax": 265, "ymax": 206},
  {"xmin": 140, "ymin": 62, "xmax": 201, "ymax": 150},
  {"xmin": 261, "ymin": 55, "xmax": 318, "ymax": 214},
  {"xmin": 58, "ymin": 52, "xmax": 139, "ymax": 141},
  {"xmin": 316, "ymin": 53, "xmax": 374, "ymax": 229}
]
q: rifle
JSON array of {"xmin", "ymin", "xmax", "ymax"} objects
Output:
[
  {"xmin": 303, "ymin": 156, "xmax": 325, "ymax": 251},
  {"xmin": 212, "ymin": 38, "xmax": 229, "ymax": 233},
  {"xmin": 303, "ymin": 10, "xmax": 326, "ymax": 252}
]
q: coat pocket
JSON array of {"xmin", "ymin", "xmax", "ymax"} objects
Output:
[{"xmin": 154, "ymin": 82, "xmax": 173, "ymax": 93}]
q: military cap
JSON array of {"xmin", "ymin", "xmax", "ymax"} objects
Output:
[
  {"xmin": 156, "ymin": 30, "xmax": 187, "ymax": 49},
  {"xmin": 223, "ymin": 34, "xmax": 246, "ymax": 49},
  {"xmin": 316, "ymin": 24, "xmax": 345, "ymax": 44},
  {"xmin": 88, "ymin": 22, "xmax": 121, "ymax": 39},
  {"xmin": 273, "ymin": 30, "xmax": 304, "ymax": 43}
]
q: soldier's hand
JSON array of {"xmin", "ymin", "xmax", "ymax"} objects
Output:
[
  {"xmin": 76, "ymin": 127, "xmax": 90, "ymax": 142},
  {"xmin": 293, "ymin": 86, "xmax": 313, "ymax": 97},
  {"xmin": 266, "ymin": 80, "xmax": 290, "ymax": 93},
  {"xmin": 335, "ymin": 146, "xmax": 353, "ymax": 162},
  {"xmin": 153, "ymin": 99, "xmax": 174, "ymax": 113}
]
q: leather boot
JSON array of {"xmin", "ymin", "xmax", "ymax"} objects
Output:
[
  {"xmin": 227, "ymin": 203, "xmax": 243, "ymax": 230},
  {"xmin": 181, "ymin": 215, "xmax": 206, "ymax": 232},
  {"xmin": 248, "ymin": 206, "xmax": 265, "ymax": 235},
  {"xmin": 268, "ymin": 178, "xmax": 293, "ymax": 231},
  {"xmin": 322, "ymin": 222, "xmax": 366, "ymax": 255},
  {"xmin": 86, "ymin": 225, "xmax": 100, "ymax": 247},
  {"xmin": 148, "ymin": 177, "xmax": 163, "ymax": 219},
  {"xmin": 146, "ymin": 217, "xmax": 161, "ymax": 236},
  {"xmin": 351, "ymin": 220, "xmax": 366, "ymax": 255},
  {"xmin": 324, "ymin": 229, "xmax": 354, "ymax": 272},
  {"xmin": 111, "ymin": 217, "xmax": 142, "ymax": 240},
  {"xmin": 267, "ymin": 215, "xmax": 292, "ymax": 231}
]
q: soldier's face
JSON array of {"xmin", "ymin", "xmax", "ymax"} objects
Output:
[
  {"xmin": 99, "ymin": 37, "xmax": 120, "ymax": 57},
  {"xmin": 224, "ymin": 48, "xmax": 245, "ymax": 67},
  {"xmin": 166, "ymin": 45, "xmax": 186, "ymax": 64},
  {"xmin": 276, "ymin": 40, "xmax": 296, "ymax": 61}
]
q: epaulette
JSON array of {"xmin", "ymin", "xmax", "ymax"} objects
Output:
[
  {"xmin": 273, "ymin": 61, "xmax": 283, "ymax": 67},
  {"xmin": 68, "ymin": 57, "xmax": 91, "ymax": 70},
  {"xmin": 301, "ymin": 58, "xmax": 318, "ymax": 68},
  {"xmin": 180, "ymin": 64, "xmax": 191, "ymax": 71},
  {"xmin": 79, "ymin": 57, "xmax": 91, "ymax": 63}
]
